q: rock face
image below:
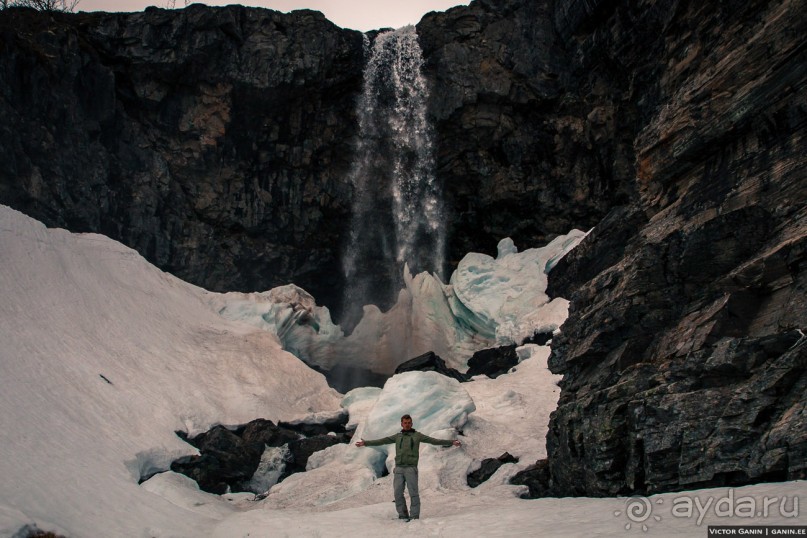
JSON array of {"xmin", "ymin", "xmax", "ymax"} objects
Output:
[
  {"xmin": 0, "ymin": 5, "xmax": 364, "ymax": 312},
  {"xmin": 465, "ymin": 344, "xmax": 519, "ymax": 378},
  {"xmin": 172, "ymin": 425, "xmax": 265, "ymax": 494},
  {"xmin": 418, "ymin": 0, "xmax": 635, "ymax": 265},
  {"xmin": 1, "ymin": 0, "xmax": 804, "ymax": 498},
  {"xmin": 0, "ymin": 0, "xmax": 630, "ymax": 317},
  {"xmin": 509, "ymin": 458, "xmax": 551, "ymax": 498},
  {"xmin": 542, "ymin": 0, "xmax": 807, "ymax": 496}
]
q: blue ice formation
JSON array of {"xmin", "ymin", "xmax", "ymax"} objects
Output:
[
  {"xmin": 343, "ymin": 371, "xmax": 474, "ymax": 475},
  {"xmin": 210, "ymin": 229, "xmax": 587, "ymax": 377}
]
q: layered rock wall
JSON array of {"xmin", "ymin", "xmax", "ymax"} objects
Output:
[
  {"xmin": 0, "ymin": 5, "xmax": 363, "ymax": 308},
  {"xmin": 419, "ymin": 0, "xmax": 805, "ymax": 495},
  {"xmin": 418, "ymin": 0, "xmax": 635, "ymax": 265},
  {"xmin": 0, "ymin": 0, "xmax": 635, "ymax": 312},
  {"xmin": 545, "ymin": 0, "xmax": 807, "ymax": 495}
]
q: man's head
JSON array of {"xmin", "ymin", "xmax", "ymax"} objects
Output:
[{"xmin": 400, "ymin": 414, "xmax": 413, "ymax": 431}]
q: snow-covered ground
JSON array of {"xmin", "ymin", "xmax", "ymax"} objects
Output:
[{"xmin": 1, "ymin": 205, "xmax": 803, "ymax": 537}]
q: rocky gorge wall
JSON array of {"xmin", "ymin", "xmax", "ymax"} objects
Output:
[
  {"xmin": 0, "ymin": 4, "xmax": 364, "ymax": 311},
  {"xmin": 420, "ymin": 0, "xmax": 805, "ymax": 496},
  {"xmin": 418, "ymin": 0, "xmax": 636, "ymax": 264},
  {"xmin": 0, "ymin": 0, "xmax": 804, "ymax": 498},
  {"xmin": 542, "ymin": 0, "xmax": 807, "ymax": 495},
  {"xmin": 0, "ymin": 0, "xmax": 630, "ymax": 316}
]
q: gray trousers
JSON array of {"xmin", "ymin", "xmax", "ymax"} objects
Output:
[{"xmin": 393, "ymin": 466, "xmax": 419, "ymax": 518}]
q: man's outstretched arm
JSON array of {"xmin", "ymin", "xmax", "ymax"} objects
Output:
[
  {"xmin": 356, "ymin": 434, "xmax": 397, "ymax": 447},
  {"xmin": 418, "ymin": 432, "xmax": 462, "ymax": 447}
]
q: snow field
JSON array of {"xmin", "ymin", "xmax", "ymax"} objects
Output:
[{"xmin": 1, "ymin": 205, "xmax": 803, "ymax": 537}]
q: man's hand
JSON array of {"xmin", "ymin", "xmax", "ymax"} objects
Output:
[
  {"xmin": 355, "ymin": 440, "xmax": 366, "ymax": 447},
  {"xmin": 452, "ymin": 440, "xmax": 461, "ymax": 447}
]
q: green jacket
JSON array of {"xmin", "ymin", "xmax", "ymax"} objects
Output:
[{"xmin": 362, "ymin": 429, "xmax": 454, "ymax": 467}]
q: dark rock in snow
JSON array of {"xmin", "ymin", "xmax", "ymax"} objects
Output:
[
  {"xmin": 281, "ymin": 433, "xmax": 352, "ymax": 479},
  {"xmin": 467, "ymin": 452, "xmax": 519, "ymax": 488},
  {"xmin": 13, "ymin": 524, "xmax": 69, "ymax": 538},
  {"xmin": 510, "ymin": 458, "xmax": 552, "ymax": 498},
  {"xmin": 170, "ymin": 455, "xmax": 228, "ymax": 495},
  {"xmin": 522, "ymin": 331, "xmax": 553, "ymax": 346},
  {"xmin": 279, "ymin": 412, "xmax": 350, "ymax": 437},
  {"xmin": 394, "ymin": 351, "xmax": 470, "ymax": 382},
  {"xmin": 235, "ymin": 419, "xmax": 300, "ymax": 449},
  {"xmin": 170, "ymin": 425, "xmax": 264, "ymax": 494},
  {"xmin": 466, "ymin": 345, "xmax": 519, "ymax": 379},
  {"xmin": 172, "ymin": 417, "xmax": 352, "ymax": 494}
]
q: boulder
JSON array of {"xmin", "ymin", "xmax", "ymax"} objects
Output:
[
  {"xmin": 522, "ymin": 331, "xmax": 553, "ymax": 346},
  {"xmin": 394, "ymin": 351, "xmax": 469, "ymax": 382},
  {"xmin": 467, "ymin": 452, "xmax": 519, "ymax": 488},
  {"xmin": 170, "ymin": 425, "xmax": 264, "ymax": 494},
  {"xmin": 281, "ymin": 434, "xmax": 352, "ymax": 479},
  {"xmin": 510, "ymin": 458, "xmax": 552, "ymax": 498},
  {"xmin": 171, "ymin": 417, "xmax": 352, "ymax": 494},
  {"xmin": 236, "ymin": 419, "xmax": 300, "ymax": 448},
  {"xmin": 466, "ymin": 345, "xmax": 519, "ymax": 378}
]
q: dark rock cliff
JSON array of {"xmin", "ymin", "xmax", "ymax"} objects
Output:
[
  {"xmin": 0, "ymin": 0, "xmax": 804, "ymax": 497},
  {"xmin": 419, "ymin": 0, "xmax": 635, "ymax": 265},
  {"xmin": 0, "ymin": 0, "xmax": 630, "ymax": 315},
  {"xmin": 0, "ymin": 4, "xmax": 364, "ymax": 311},
  {"xmin": 421, "ymin": 0, "xmax": 805, "ymax": 496},
  {"xmin": 543, "ymin": 0, "xmax": 807, "ymax": 495}
]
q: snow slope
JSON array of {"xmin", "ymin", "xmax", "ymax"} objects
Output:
[
  {"xmin": 1, "ymin": 205, "xmax": 803, "ymax": 537},
  {"xmin": 0, "ymin": 206, "xmax": 340, "ymax": 537}
]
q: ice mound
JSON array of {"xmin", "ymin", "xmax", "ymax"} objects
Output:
[
  {"xmin": 359, "ymin": 371, "xmax": 475, "ymax": 441},
  {"xmin": 212, "ymin": 230, "xmax": 587, "ymax": 376},
  {"xmin": 452, "ymin": 232, "xmax": 587, "ymax": 344},
  {"xmin": 263, "ymin": 370, "xmax": 475, "ymax": 507}
]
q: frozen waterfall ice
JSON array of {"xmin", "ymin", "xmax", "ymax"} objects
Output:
[
  {"xmin": 207, "ymin": 29, "xmax": 590, "ymax": 392},
  {"xmin": 213, "ymin": 229, "xmax": 588, "ymax": 391},
  {"xmin": 341, "ymin": 25, "xmax": 444, "ymax": 330}
]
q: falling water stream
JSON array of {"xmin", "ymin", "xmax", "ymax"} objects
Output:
[{"xmin": 340, "ymin": 26, "xmax": 445, "ymax": 331}]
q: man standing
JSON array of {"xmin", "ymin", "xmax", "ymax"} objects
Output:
[{"xmin": 356, "ymin": 414, "xmax": 461, "ymax": 521}]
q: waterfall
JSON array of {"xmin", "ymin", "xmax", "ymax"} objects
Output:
[{"xmin": 340, "ymin": 26, "xmax": 445, "ymax": 330}]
